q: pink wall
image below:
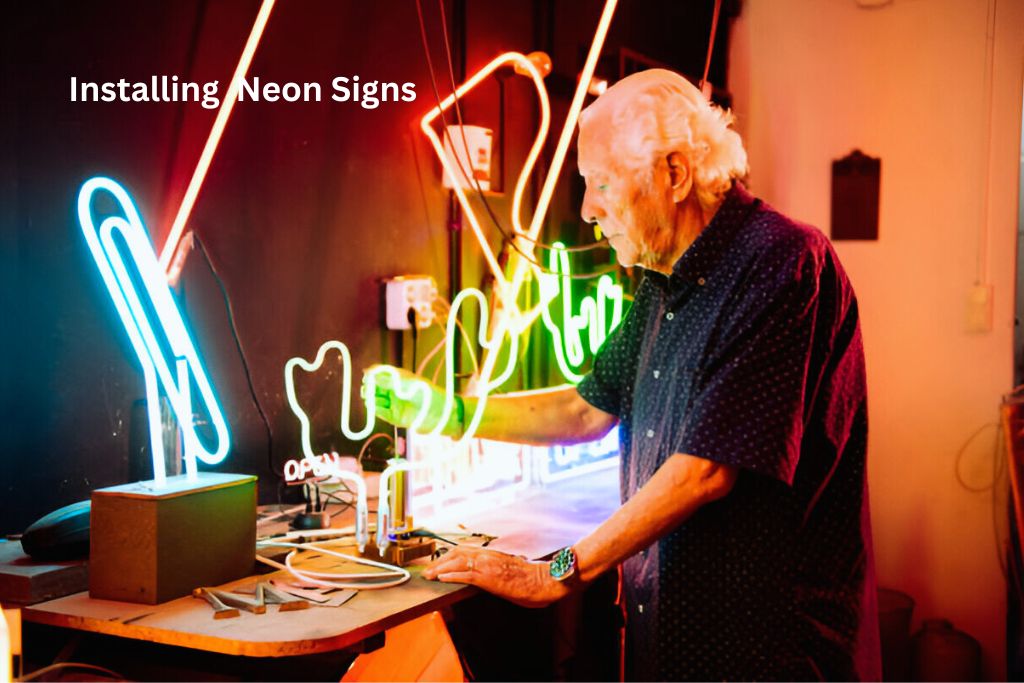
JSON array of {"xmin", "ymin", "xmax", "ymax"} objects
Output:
[{"xmin": 729, "ymin": 0, "xmax": 1024, "ymax": 678}]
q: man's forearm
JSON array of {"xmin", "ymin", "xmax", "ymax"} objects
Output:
[
  {"xmin": 573, "ymin": 453, "xmax": 737, "ymax": 583},
  {"xmin": 460, "ymin": 385, "xmax": 616, "ymax": 446}
]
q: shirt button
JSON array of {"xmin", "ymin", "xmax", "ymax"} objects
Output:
[
  {"xmin": 697, "ymin": 277, "xmax": 706, "ymax": 286},
  {"xmin": 653, "ymin": 370, "xmax": 660, "ymax": 379},
  {"xmin": 638, "ymin": 603, "xmax": 644, "ymax": 614},
  {"xmin": 646, "ymin": 429, "xmax": 654, "ymax": 438},
  {"xmin": 665, "ymin": 312, "xmax": 674, "ymax": 321}
]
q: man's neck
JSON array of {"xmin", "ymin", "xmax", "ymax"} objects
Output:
[{"xmin": 648, "ymin": 192, "xmax": 725, "ymax": 275}]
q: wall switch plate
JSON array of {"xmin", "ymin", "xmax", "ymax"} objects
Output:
[
  {"xmin": 385, "ymin": 276, "xmax": 437, "ymax": 330},
  {"xmin": 966, "ymin": 283, "xmax": 994, "ymax": 333}
]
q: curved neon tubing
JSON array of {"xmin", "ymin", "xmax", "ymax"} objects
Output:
[
  {"xmin": 420, "ymin": 52, "xmax": 551, "ymax": 303},
  {"xmin": 96, "ymin": 205, "xmax": 230, "ymax": 467},
  {"xmin": 78, "ymin": 177, "xmax": 231, "ymax": 482},
  {"xmin": 285, "ymin": 286, "xmax": 516, "ymax": 456},
  {"xmin": 427, "ymin": 287, "xmax": 518, "ymax": 442},
  {"xmin": 417, "ymin": 1, "xmax": 619, "ymax": 392},
  {"xmin": 284, "ymin": 341, "xmax": 435, "ymax": 451},
  {"xmin": 255, "ymin": 540, "xmax": 409, "ymax": 590},
  {"xmin": 507, "ymin": 0, "xmax": 619, "ymax": 300},
  {"xmin": 539, "ymin": 243, "xmax": 624, "ymax": 383}
]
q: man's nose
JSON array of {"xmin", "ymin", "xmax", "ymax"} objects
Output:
[{"xmin": 580, "ymin": 187, "xmax": 604, "ymax": 224}]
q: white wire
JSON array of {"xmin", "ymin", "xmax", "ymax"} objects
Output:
[
  {"xmin": 256, "ymin": 539, "xmax": 411, "ymax": 590},
  {"xmin": 416, "ymin": 320, "xmax": 448, "ymax": 376}
]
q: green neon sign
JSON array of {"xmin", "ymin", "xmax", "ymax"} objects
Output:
[{"xmin": 540, "ymin": 242, "xmax": 625, "ymax": 383}]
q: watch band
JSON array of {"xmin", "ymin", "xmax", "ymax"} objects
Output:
[{"xmin": 549, "ymin": 545, "xmax": 577, "ymax": 582}]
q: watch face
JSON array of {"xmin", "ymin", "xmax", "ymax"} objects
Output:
[{"xmin": 550, "ymin": 547, "xmax": 576, "ymax": 580}]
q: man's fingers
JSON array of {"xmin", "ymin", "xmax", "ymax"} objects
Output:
[
  {"xmin": 435, "ymin": 571, "xmax": 476, "ymax": 585},
  {"xmin": 423, "ymin": 551, "xmax": 471, "ymax": 579}
]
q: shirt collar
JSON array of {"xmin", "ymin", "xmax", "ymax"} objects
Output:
[{"xmin": 648, "ymin": 181, "xmax": 760, "ymax": 293}]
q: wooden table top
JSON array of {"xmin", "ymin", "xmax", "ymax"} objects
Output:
[{"xmin": 22, "ymin": 466, "xmax": 618, "ymax": 657}]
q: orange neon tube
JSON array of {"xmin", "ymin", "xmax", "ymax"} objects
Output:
[
  {"xmin": 420, "ymin": 51, "xmax": 551, "ymax": 301},
  {"xmin": 508, "ymin": 0, "xmax": 618, "ymax": 300},
  {"xmin": 160, "ymin": 0, "xmax": 276, "ymax": 282}
]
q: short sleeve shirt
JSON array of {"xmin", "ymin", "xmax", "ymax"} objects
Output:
[{"xmin": 577, "ymin": 183, "xmax": 880, "ymax": 681}]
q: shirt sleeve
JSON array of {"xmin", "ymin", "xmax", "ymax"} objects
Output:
[
  {"xmin": 576, "ymin": 279, "xmax": 648, "ymax": 419},
  {"xmin": 675, "ymin": 243, "xmax": 822, "ymax": 484}
]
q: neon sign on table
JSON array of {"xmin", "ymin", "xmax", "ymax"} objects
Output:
[{"xmin": 78, "ymin": 177, "xmax": 231, "ymax": 487}]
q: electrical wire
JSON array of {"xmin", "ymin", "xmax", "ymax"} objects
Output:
[
  {"xmin": 954, "ymin": 422, "xmax": 1001, "ymax": 493},
  {"xmin": 358, "ymin": 432, "xmax": 394, "ymax": 465},
  {"xmin": 19, "ymin": 662, "xmax": 124, "ymax": 682},
  {"xmin": 414, "ymin": 0, "xmax": 616, "ymax": 281},
  {"xmin": 698, "ymin": 0, "xmax": 723, "ymax": 94},
  {"xmin": 257, "ymin": 502, "xmax": 307, "ymax": 528},
  {"xmin": 323, "ymin": 491, "xmax": 355, "ymax": 519},
  {"xmin": 256, "ymin": 539, "xmax": 410, "ymax": 589},
  {"xmin": 416, "ymin": 319, "xmax": 449, "ymax": 376},
  {"xmin": 192, "ymin": 235, "xmax": 279, "ymax": 479},
  {"xmin": 953, "ymin": 418, "xmax": 1011, "ymax": 581},
  {"xmin": 431, "ymin": 297, "xmax": 480, "ymax": 379}
]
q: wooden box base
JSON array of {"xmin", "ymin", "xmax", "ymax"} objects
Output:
[{"xmin": 89, "ymin": 473, "xmax": 256, "ymax": 604}]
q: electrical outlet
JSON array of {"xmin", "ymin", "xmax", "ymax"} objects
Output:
[
  {"xmin": 384, "ymin": 276, "xmax": 437, "ymax": 330},
  {"xmin": 966, "ymin": 283, "xmax": 993, "ymax": 334}
]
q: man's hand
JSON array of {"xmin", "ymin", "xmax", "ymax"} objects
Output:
[
  {"xmin": 421, "ymin": 546, "xmax": 571, "ymax": 608},
  {"xmin": 362, "ymin": 364, "xmax": 459, "ymax": 435}
]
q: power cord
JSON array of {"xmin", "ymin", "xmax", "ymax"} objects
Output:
[
  {"xmin": 192, "ymin": 235, "xmax": 279, "ymax": 480},
  {"xmin": 256, "ymin": 534, "xmax": 410, "ymax": 590},
  {"xmin": 18, "ymin": 662, "xmax": 124, "ymax": 682}
]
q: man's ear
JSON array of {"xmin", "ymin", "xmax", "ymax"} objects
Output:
[{"xmin": 666, "ymin": 152, "xmax": 692, "ymax": 203}]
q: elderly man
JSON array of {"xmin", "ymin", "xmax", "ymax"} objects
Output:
[{"xmin": 371, "ymin": 68, "xmax": 879, "ymax": 680}]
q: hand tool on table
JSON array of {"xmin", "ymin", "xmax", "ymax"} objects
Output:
[
  {"xmin": 192, "ymin": 587, "xmax": 240, "ymax": 619},
  {"xmin": 206, "ymin": 587, "xmax": 267, "ymax": 614},
  {"xmin": 256, "ymin": 581, "xmax": 312, "ymax": 611}
]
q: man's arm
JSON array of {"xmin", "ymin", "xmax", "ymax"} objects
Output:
[
  {"xmin": 573, "ymin": 453, "xmax": 736, "ymax": 582},
  {"xmin": 462, "ymin": 385, "xmax": 617, "ymax": 445},
  {"xmin": 367, "ymin": 365, "xmax": 618, "ymax": 446},
  {"xmin": 422, "ymin": 452, "xmax": 737, "ymax": 606}
]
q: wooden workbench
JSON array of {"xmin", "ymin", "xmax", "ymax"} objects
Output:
[{"xmin": 21, "ymin": 466, "xmax": 619, "ymax": 658}]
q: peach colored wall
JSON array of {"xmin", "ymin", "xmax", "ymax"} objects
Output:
[{"xmin": 729, "ymin": 1, "xmax": 1024, "ymax": 679}]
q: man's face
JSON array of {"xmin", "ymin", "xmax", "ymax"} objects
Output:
[{"xmin": 577, "ymin": 112, "xmax": 676, "ymax": 270}]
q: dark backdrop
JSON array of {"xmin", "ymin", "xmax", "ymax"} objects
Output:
[{"xmin": 1, "ymin": 0, "xmax": 737, "ymax": 535}]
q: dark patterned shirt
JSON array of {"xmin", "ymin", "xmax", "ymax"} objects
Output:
[{"xmin": 577, "ymin": 183, "xmax": 880, "ymax": 681}]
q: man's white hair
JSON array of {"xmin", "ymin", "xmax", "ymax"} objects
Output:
[{"xmin": 580, "ymin": 68, "xmax": 748, "ymax": 207}]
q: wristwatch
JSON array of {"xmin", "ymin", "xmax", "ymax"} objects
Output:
[{"xmin": 549, "ymin": 546, "xmax": 578, "ymax": 582}]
